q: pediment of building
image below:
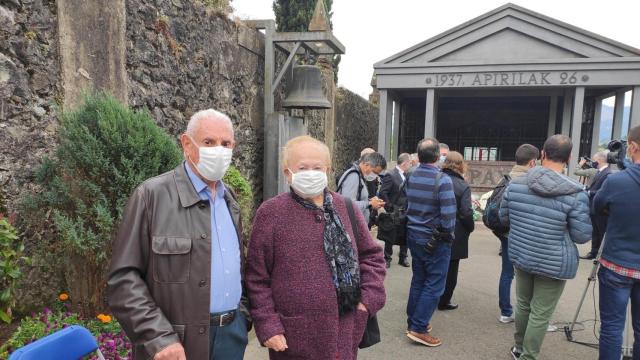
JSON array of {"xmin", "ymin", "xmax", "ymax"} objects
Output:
[{"xmin": 376, "ymin": 3, "xmax": 640, "ymax": 67}]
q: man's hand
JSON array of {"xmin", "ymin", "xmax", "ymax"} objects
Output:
[
  {"xmin": 357, "ymin": 302, "xmax": 368, "ymax": 313},
  {"xmin": 154, "ymin": 343, "xmax": 186, "ymax": 360},
  {"xmin": 369, "ymin": 197, "xmax": 385, "ymax": 210},
  {"xmin": 579, "ymin": 158, "xmax": 587, "ymax": 167},
  {"xmin": 265, "ymin": 334, "xmax": 288, "ymax": 352}
]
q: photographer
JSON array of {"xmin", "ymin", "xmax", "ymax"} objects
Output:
[
  {"xmin": 593, "ymin": 125, "xmax": 640, "ymax": 360},
  {"xmin": 404, "ymin": 138, "xmax": 456, "ymax": 348},
  {"xmin": 573, "ymin": 156, "xmax": 598, "ymax": 184},
  {"xmin": 580, "ymin": 151, "xmax": 611, "ymax": 260}
]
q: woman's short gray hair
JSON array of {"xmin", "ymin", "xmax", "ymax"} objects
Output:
[{"xmin": 186, "ymin": 109, "xmax": 234, "ymax": 137}]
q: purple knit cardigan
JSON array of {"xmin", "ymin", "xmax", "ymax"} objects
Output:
[{"xmin": 246, "ymin": 191, "xmax": 387, "ymax": 360}]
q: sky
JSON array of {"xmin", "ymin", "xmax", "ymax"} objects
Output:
[{"xmin": 231, "ymin": 0, "xmax": 639, "ymax": 105}]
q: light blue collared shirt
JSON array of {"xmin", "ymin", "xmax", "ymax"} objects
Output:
[{"xmin": 185, "ymin": 163, "xmax": 241, "ymax": 313}]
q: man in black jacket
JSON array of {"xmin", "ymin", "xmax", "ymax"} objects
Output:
[
  {"xmin": 378, "ymin": 153, "xmax": 412, "ymax": 268},
  {"xmin": 580, "ymin": 151, "xmax": 611, "ymax": 260}
]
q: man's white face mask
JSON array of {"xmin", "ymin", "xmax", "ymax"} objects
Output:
[
  {"xmin": 188, "ymin": 136, "xmax": 232, "ymax": 182},
  {"xmin": 289, "ymin": 169, "xmax": 328, "ymax": 198}
]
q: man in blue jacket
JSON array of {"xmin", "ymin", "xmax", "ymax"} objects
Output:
[
  {"xmin": 500, "ymin": 135, "xmax": 592, "ymax": 360},
  {"xmin": 593, "ymin": 125, "xmax": 640, "ymax": 360}
]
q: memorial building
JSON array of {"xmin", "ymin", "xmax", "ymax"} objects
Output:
[{"xmin": 373, "ymin": 3, "xmax": 640, "ymax": 190}]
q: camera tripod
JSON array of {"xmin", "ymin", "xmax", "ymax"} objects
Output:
[{"xmin": 564, "ymin": 234, "xmax": 634, "ymax": 359}]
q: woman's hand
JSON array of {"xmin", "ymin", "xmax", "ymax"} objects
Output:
[
  {"xmin": 265, "ymin": 334, "xmax": 288, "ymax": 352},
  {"xmin": 357, "ymin": 302, "xmax": 368, "ymax": 313}
]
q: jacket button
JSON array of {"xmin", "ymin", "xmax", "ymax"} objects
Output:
[
  {"xmin": 199, "ymin": 279, "xmax": 206, "ymax": 287},
  {"xmin": 199, "ymin": 326, "xmax": 206, "ymax": 334},
  {"xmin": 200, "ymin": 233, "xmax": 207, "ymax": 239}
]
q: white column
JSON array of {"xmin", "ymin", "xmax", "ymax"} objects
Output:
[
  {"xmin": 561, "ymin": 89, "xmax": 573, "ymax": 135},
  {"xmin": 391, "ymin": 100, "xmax": 401, "ymax": 160},
  {"xmin": 612, "ymin": 91, "xmax": 626, "ymax": 140},
  {"xmin": 630, "ymin": 86, "xmax": 640, "ymax": 130},
  {"xmin": 547, "ymin": 96, "xmax": 558, "ymax": 137},
  {"xmin": 569, "ymin": 87, "xmax": 585, "ymax": 178},
  {"xmin": 377, "ymin": 90, "xmax": 393, "ymax": 159},
  {"xmin": 424, "ymin": 88, "xmax": 436, "ymax": 138},
  {"xmin": 591, "ymin": 98, "xmax": 603, "ymax": 155}
]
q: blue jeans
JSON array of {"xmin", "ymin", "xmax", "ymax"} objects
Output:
[
  {"xmin": 598, "ymin": 267, "xmax": 640, "ymax": 360},
  {"xmin": 209, "ymin": 311, "xmax": 248, "ymax": 360},
  {"xmin": 499, "ymin": 236, "xmax": 515, "ymax": 317},
  {"xmin": 406, "ymin": 233, "xmax": 451, "ymax": 333}
]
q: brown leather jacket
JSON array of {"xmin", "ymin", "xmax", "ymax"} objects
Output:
[{"xmin": 107, "ymin": 163, "xmax": 250, "ymax": 360}]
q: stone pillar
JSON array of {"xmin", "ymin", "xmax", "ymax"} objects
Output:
[
  {"xmin": 57, "ymin": 0, "xmax": 127, "ymax": 109},
  {"xmin": 391, "ymin": 99, "xmax": 401, "ymax": 160},
  {"xmin": 378, "ymin": 90, "xmax": 393, "ymax": 159},
  {"xmin": 547, "ymin": 96, "xmax": 558, "ymax": 137},
  {"xmin": 424, "ymin": 88, "xmax": 436, "ymax": 138},
  {"xmin": 630, "ymin": 86, "xmax": 640, "ymax": 130},
  {"xmin": 569, "ymin": 87, "xmax": 585, "ymax": 177},
  {"xmin": 612, "ymin": 91, "xmax": 626, "ymax": 140},
  {"xmin": 591, "ymin": 98, "xmax": 603, "ymax": 155},
  {"xmin": 561, "ymin": 89, "xmax": 573, "ymax": 136}
]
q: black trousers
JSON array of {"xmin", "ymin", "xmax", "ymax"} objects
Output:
[
  {"xmin": 591, "ymin": 215, "xmax": 605, "ymax": 253},
  {"xmin": 384, "ymin": 241, "xmax": 407, "ymax": 261},
  {"xmin": 439, "ymin": 259, "xmax": 460, "ymax": 307}
]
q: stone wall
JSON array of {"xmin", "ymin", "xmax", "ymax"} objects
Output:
[
  {"xmin": 333, "ymin": 87, "xmax": 379, "ymax": 174},
  {"xmin": 126, "ymin": 0, "xmax": 266, "ymax": 199}
]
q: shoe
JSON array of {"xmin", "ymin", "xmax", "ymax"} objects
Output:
[
  {"xmin": 407, "ymin": 331, "xmax": 442, "ymax": 347},
  {"xmin": 499, "ymin": 315, "xmax": 515, "ymax": 323},
  {"xmin": 510, "ymin": 346, "xmax": 522, "ymax": 359},
  {"xmin": 547, "ymin": 324, "xmax": 557, "ymax": 332},
  {"xmin": 398, "ymin": 259, "xmax": 410, "ymax": 267},
  {"xmin": 406, "ymin": 323, "xmax": 432, "ymax": 334},
  {"xmin": 580, "ymin": 252, "xmax": 596, "ymax": 260},
  {"xmin": 437, "ymin": 303, "xmax": 458, "ymax": 311},
  {"xmin": 385, "ymin": 259, "xmax": 391, "ymax": 268}
]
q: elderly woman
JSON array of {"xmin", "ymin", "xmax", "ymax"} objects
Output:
[
  {"xmin": 246, "ymin": 135, "xmax": 386, "ymax": 360},
  {"xmin": 437, "ymin": 151, "xmax": 475, "ymax": 311}
]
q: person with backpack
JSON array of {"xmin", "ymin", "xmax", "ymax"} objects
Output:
[
  {"xmin": 337, "ymin": 152, "xmax": 387, "ymax": 221},
  {"xmin": 483, "ymin": 144, "xmax": 539, "ymax": 324},
  {"xmin": 499, "ymin": 135, "xmax": 591, "ymax": 360}
]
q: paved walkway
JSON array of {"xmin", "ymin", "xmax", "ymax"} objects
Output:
[{"xmin": 245, "ymin": 224, "xmax": 600, "ymax": 359}]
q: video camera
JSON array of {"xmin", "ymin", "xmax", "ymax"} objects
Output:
[
  {"xmin": 424, "ymin": 225, "xmax": 453, "ymax": 255},
  {"xmin": 606, "ymin": 139, "xmax": 628, "ymax": 170}
]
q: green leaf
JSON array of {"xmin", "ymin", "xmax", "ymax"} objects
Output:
[{"xmin": 0, "ymin": 309, "xmax": 10, "ymax": 324}]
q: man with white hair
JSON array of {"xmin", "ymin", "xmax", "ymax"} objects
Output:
[
  {"xmin": 580, "ymin": 150, "xmax": 611, "ymax": 259},
  {"xmin": 108, "ymin": 109, "xmax": 250, "ymax": 360}
]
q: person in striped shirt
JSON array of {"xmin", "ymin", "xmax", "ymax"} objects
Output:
[{"xmin": 404, "ymin": 138, "xmax": 457, "ymax": 348}]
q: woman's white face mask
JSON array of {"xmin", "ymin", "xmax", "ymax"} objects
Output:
[
  {"xmin": 289, "ymin": 169, "xmax": 328, "ymax": 198},
  {"xmin": 188, "ymin": 136, "xmax": 232, "ymax": 182}
]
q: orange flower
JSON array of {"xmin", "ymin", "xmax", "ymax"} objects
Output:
[
  {"xmin": 97, "ymin": 314, "xmax": 112, "ymax": 323},
  {"xmin": 58, "ymin": 293, "xmax": 69, "ymax": 301}
]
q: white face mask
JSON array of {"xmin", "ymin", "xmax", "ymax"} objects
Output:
[
  {"xmin": 364, "ymin": 172, "xmax": 378, "ymax": 182},
  {"xmin": 289, "ymin": 169, "xmax": 327, "ymax": 198},
  {"xmin": 189, "ymin": 137, "xmax": 232, "ymax": 182},
  {"xmin": 439, "ymin": 155, "xmax": 447, "ymax": 163}
]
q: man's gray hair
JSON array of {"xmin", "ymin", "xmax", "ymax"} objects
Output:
[
  {"xmin": 186, "ymin": 109, "xmax": 234, "ymax": 137},
  {"xmin": 439, "ymin": 143, "xmax": 450, "ymax": 151},
  {"xmin": 360, "ymin": 152, "xmax": 387, "ymax": 170},
  {"xmin": 397, "ymin": 153, "xmax": 411, "ymax": 165},
  {"xmin": 593, "ymin": 150, "xmax": 609, "ymax": 162}
]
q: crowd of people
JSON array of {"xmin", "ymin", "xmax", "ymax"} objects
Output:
[{"xmin": 105, "ymin": 108, "xmax": 640, "ymax": 360}]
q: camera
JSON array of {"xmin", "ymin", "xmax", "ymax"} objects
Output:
[
  {"xmin": 424, "ymin": 225, "xmax": 452, "ymax": 255},
  {"xmin": 580, "ymin": 156, "xmax": 596, "ymax": 169},
  {"xmin": 606, "ymin": 139, "xmax": 628, "ymax": 170}
]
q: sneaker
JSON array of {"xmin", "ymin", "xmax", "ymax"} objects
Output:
[
  {"xmin": 406, "ymin": 323, "xmax": 432, "ymax": 334},
  {"xmin": 499, "ymin": 315, "xmax": 515, "ymax": 323},
  {"xmin": 407, "ymin": 331, "xmax": 442, "ymax": 347},
  {"xmin": 510, "ymin": 346, "xmax": 522, "ymax": 359}
]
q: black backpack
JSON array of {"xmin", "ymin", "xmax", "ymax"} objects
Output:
[
  {"xmin": 482, "ymin": 175, "xmax": 511, "ymax": 234},
  {"xmin": 336, "ymin": 166, "xmax": 365, "ymax": 201}
]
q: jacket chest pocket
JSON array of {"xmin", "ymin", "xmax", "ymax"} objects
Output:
[{"xmin": 152, "ymin": 236, "xmax": 192, "ymax": 283}]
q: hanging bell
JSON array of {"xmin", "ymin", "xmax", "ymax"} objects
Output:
[{"xmin": 282, "ymin": 65, "xmax": 332, "ymax": 109}]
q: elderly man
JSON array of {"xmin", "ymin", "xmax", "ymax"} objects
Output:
[
  {"xmin": 108, "ymin": 109, "xmax": 250, "ymax": 360},
  {"xmin": 439, "ymin": 143, "xmax": 450, "ymax": 164},
  {"xmin": 580, "ymin": 150, "xmax": 611, "ymax": 260},
  {"xmin": 337, "ymin": 152, "xmax": 387, "ymax": 222}
]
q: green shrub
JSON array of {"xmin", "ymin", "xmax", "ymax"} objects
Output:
[
  {"xmin": 22, "ymin": 93, "xmax": 182, "ymax": 312},
  {"xmin": 223, "ymin": 166, "xmax": 253, "ymax": 237},
  {"xmin": 0, "ymin": 216, "xmax": 28, "ymax": 323}
]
